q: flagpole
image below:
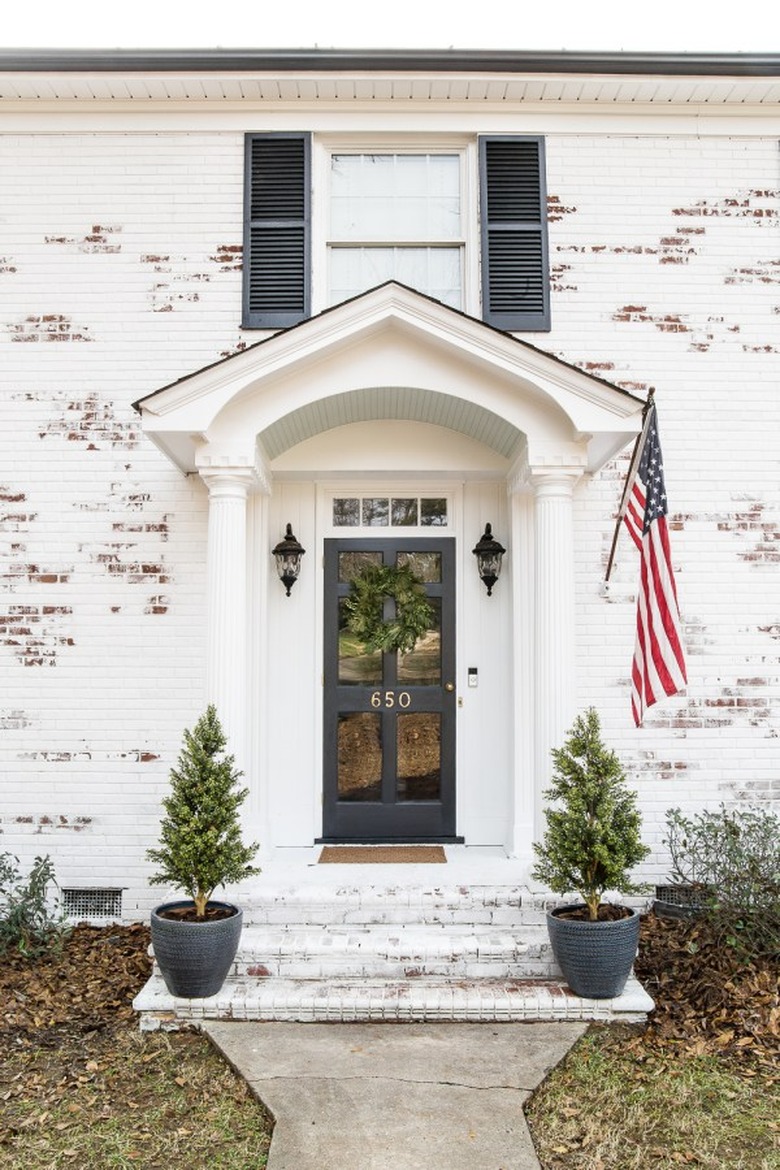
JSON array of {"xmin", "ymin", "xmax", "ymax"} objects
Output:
[{"xmin": 604, "ymin": 387, "xmax": 655, "ymax": 583}]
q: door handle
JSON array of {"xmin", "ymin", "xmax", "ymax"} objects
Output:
[{"xmin": 444, "ymin": 682, "xmax": 455, "ymax": 692}]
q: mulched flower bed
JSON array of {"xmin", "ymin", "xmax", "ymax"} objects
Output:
[{"xmin": 634, "ymin": 911, "xmax": 779, "ymax": 1072}]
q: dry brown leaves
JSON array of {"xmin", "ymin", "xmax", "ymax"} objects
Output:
[
  {"xmin": 1, "ymin": 922, "xmax": 152, "ymax": 1041},
  {"xmin": 634, "ymin": 912, "xmax": 779, "ymax": 1073}
]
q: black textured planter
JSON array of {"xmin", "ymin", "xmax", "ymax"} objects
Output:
[
  {"xmin": 151, "ymin": 900, "xmax": 243, "ymax": 998},
  {"xmin": 547, "ymin": 904, "xmax": 640, "ymax": 999}
]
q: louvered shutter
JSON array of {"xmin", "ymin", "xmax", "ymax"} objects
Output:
[
  {"xmin": 243, "ymin": 134, "xmax": 311, "ymax": 328},
  {"xmin": 479, "ymin": 137, "xmax": 550, "ymax": 331}
]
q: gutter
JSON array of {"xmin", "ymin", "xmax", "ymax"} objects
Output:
[{"xmin": 0, "ymin": 48, "xmax": 779, "ymax": 76}]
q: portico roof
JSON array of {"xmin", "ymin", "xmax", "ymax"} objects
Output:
[{"xmin": 134, "ymin": 282, "xmax": 645, "ymax": 477}]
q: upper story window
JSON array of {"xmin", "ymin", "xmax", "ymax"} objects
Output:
[
  {"xmin": 328, "ymin": 153, "xmax": 463, "ymax": 309},
  {"xmin": 242, "ymin": 133, "xmax": 549, "ymax": 332}
]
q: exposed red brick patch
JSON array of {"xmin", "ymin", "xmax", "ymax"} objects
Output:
[
  {"xmin": 0, "ymin": 257, "xmax": 18, "ymax": 273},
  {"xmin": 673, "ymin": 190, "xmax": 779, "ymax": 221},
  {"xmin": 40, "ymin": 392, "xmax": 140, "ymax": 449},
  {"xmin": 9, "ymin": 314, "xmax": 94, "ymax": 343},
  {"xmin": 219, "ymin": 339, "xmax": 249, "ymax": 358},
  {"xmin": 211, "ymin": 243, "xmax": 243, "ymax": 271},
  {"xmin": 0, "ymin": 604, "xmax": 74, "ymax": 666},
  {"xmin": 246, "ymin": 965, "xmax": 271, "ymax": 977},
  {"xmin": 547, "ymin": 196, "xmax": 578, "ymax": 223},
  {"xmin": 612, "ymin": 306, "xmax": 690, "ymax": 332},
  {"xmin": 725, "ymin": 262, "xmax": 780, "ymax": 285},
  {"xmin": 144, "ymin": 595, "xmax": 169, "ymax": 615},
  {"xmin": 550, "ymin": 263, "xmax": 577, "ymax": 292},
  {"xmin": 45, "ymin": 224, "xmax": 122, "ymax": 253},
  {"xmin": 92, "ymin": 545, "xmax": 170, "ymax": 585}
]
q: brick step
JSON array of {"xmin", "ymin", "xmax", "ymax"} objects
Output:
[
  {"xmin": 240, "ymin": 883, "xmax": 549, "ymax": 928},
  {"xmin": 172, "ymin": 923, "xmax": 555, "ymax": 981},
  {"xmin": 134, "ymin": 972, "xmax": 654, "ymax": 1029}
]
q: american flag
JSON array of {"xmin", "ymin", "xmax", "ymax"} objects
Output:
[{"xmin": 622, "ymin": 403, "xmax": 687, "ymax": 726}]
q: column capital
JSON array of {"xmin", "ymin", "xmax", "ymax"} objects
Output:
[
  {"xmin": 196, "ymin": 441, "xmax": 272, "ymax": 495},
  {"xmin": 507, "ymin": 440, "xmax": 588, "ymax": 496}
]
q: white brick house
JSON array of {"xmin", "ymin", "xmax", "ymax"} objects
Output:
[{"xmin": 1, "ymin": 49, "xmax": 778, "ymax": 925}]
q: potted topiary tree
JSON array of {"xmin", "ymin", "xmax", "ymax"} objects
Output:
[
  {"xmin": 531, "ymin": 707, "xmax": 650, "ymax": 999},
  {"xmin": 147, "ymin": 705, "xmax": 260, "ymax": 998}
]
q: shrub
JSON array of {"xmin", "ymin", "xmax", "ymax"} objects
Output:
[
  {"xmin": 0, "ymin": 852, "xmax": 70, "ymax": 958},
  {"xmin": 147, "ymin": 705, "xmax": 260, "ymax": 918},
  {"xmin": 531, "ymin": 708, "xmax": 650, "ymax": 920},
  {"xmin": 664, "ymin": 804, "xmax": 780, "ymax": 959}
]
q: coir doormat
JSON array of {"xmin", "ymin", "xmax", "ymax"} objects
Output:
[{"xmin": 318, "ymin": 845, "xmax": 446, "ymax": 864}]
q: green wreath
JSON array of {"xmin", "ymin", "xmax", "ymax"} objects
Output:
[{"xmin": 343, "ymin": 563, "xmax": 434, "ymax": 655}]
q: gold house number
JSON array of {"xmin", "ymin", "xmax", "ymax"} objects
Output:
[{"xmin": 370, "ymin": 690, "xmax": 412, "ymax": 709}]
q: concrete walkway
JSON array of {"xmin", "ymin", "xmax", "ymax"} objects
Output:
[{"xmin": 204, "ymin": 1020, "xmax": 586, "ymax": 1170}]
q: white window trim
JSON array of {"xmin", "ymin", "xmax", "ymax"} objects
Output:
[{"xmin": 311, "ymin": 135, "xmax": 479, "ymax": 319}]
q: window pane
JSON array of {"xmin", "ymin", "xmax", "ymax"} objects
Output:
[
  {"xmin": 338, "ymin": 713, "xmax": 382, "ymax": 801},
  {"xmin": 397, "ymin": 713, "xmax": 441, "ymax": 801},
  {"xmin": 391, "ymin": 498, "xmax": 418, "ymax": 526},
  {"xmin": 333, "ymin": 497, "xmax": 360, "ymax": 526},
  {"xmin": 421, "ymin": 498, "xmax": 448, "ymax": 526},
  {"xmin": 362, "ymin": 497, "xmax": 389, "ymax": 526},
  {"xmin": 331, "ymin": 154, "xmax": 460, "ymax": 242},
  {"xmin": 330, "ymin": 247, "xmax": 462, "ymax": 308}
]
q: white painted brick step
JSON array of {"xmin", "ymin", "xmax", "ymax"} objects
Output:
[
  {"xmin": 134, "ymin": 973, "xmax": 654, "ymax": 1029},
  {"xmin": 225, "ymin": 923, "xmax": 555, "ymax": 980},
  {"xmin": 241, "ymin": 882, "xmax": 549, "ymax": 928}
]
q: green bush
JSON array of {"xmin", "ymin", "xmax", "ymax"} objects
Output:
[
  {"xmin": 0, "ymin": 852, "xmax": 70, "ymax": 958},
  {"xmin": 664, "ymin": 804, "xmax": 780, "ymax": 959},
  {"xmin": 531, "ymin": 708, "xmax": 650, "ymax": 920}
]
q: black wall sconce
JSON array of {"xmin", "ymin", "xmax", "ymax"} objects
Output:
[
  {"xmin": 472, "ymin": 524, "xmax": 505, "ymax": 596},
  {"xmin": 272, "ymin": 524, "xmax": 306, "ymax": 596}
]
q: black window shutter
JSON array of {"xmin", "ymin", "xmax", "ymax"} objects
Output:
[
  {"xmin": 243, "ymin": 134, "xmax": 311, "ymax": 329},
  {"xmin": 479, "ymin": 137, "xmax": 550, "ymax": 332}
]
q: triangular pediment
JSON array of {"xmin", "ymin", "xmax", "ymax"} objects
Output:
[{"xmin": 135, "ymin": 282, "xmax": 644, "ymax": 474}]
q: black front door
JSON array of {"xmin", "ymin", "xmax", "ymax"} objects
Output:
[{"xmin": 322, "ymin": 538, "xmax": 457, "ymax": 842}]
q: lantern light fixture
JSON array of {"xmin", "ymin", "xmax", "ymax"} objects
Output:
[
  {"xmin": 472, "ymin": 523, "xmax": 505, "ymax": 597},
  {"xmin": 272, "ymin": 523, "xmax": 306, "ymax": 596}
]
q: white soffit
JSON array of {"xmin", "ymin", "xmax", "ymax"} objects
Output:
[{"xmin": 1, "ymin": 70, "xmax": 779, "ymax": 108}]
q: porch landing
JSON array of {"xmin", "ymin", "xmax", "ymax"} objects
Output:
[{"xmin": 133, "ymin": 847, "xmax": 654, "ymax": 1029}]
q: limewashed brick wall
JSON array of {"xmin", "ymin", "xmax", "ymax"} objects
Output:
[
  {"xmin": 549, "ymin": 135, "xmax": 780, "ymax": 874},
  {"xmin": 1, "ymin": 125, "xmax": 778, "ymax": 908}
]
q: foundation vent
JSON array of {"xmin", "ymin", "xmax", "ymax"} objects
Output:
[{"xmin": 62, "ymin": 887, "xmax": 123, "ymax": 921}]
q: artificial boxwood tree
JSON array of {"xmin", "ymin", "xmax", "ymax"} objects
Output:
[
  {"xmin": 532, "ymin": 708, "xmax": 649, "ymax": 921},
  {"xmin": 147, "ymin": 705, "xmax": 259, "ymax": 919}
]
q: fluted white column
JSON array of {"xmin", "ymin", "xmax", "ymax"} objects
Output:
[
  {"xmin": 532, "ymin": 470, "xmax": 582, "ymax": 835},
  {"xmin": 200, "ymin": 470, "xmax": 253, "ymax": 771}
]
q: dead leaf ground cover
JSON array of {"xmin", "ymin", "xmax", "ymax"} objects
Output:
[
  {"xmin": 526, "ymin": 911, "xmax": 779, "ymax": 1169},
  {"xmin": 0, "ymin": 923, "xmax": 271, "ymax": 1169}
]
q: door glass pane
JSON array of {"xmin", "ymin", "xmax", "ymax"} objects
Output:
[
  {"xmin": 397, "ymin": 713, "xmax": 441, "ymax": 802},
  {"xmin": 338, "ymin": 550, "xmax": 382, "ymax": 583},
  {"xmin": 338, "ymin": 713, "xmax": 382, "ymax": 801},
  {"xmin": 396, "ymin": 551, "xmax": 441, "ymax": 583},
  {"xmin": 338, "ymin": 598, "xmax": 382, "ymax": 685},
  {"xmin": 398, "ymin": 597, "xmax": 440, "ymax": 685}
]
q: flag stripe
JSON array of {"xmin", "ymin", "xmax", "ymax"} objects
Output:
[{"xmin": 622, "ymin": 403, "xmax": 686, "ymax": 726}]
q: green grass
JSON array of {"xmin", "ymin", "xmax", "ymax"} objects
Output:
[
  {"xmin": 525, "ymin": 1026, "xmax": 779, "ymax": 1170},
  {"xmin": 0, "ymin": 1027, "xmax": 271, "ymax": 1169}
]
